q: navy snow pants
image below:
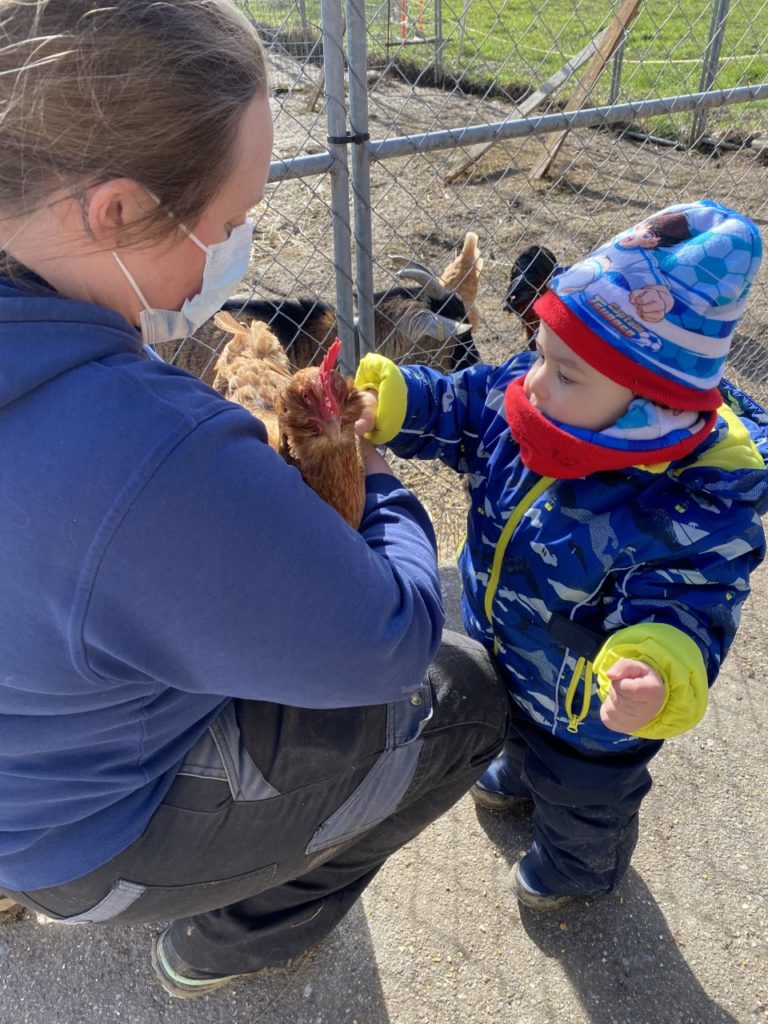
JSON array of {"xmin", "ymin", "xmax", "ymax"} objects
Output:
[{"xmin": 501, "ymin": 707, "xmax": 663, "ymax": 896}]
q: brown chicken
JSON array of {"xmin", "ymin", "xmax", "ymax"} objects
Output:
[
  {"xmin": 439, "ymin": 231, "xmax": 484, "ymax": 332},
  {"xmin": 211, "ymin": 311, "xmax": 291, "ymax": 449},
  {"xmin": 212, "ymin": 312, "xmax": 367, "ymax": 530}
]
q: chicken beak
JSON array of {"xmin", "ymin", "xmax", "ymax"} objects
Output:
[{"xmin": 325, "ymin": 418, "xmax": 342, "ymax": 441}]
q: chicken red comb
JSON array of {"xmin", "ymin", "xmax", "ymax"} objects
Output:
[
  {"xmin": 319, "ymin": 337, "xmax": 342, "ymax": 379},
  {"xmin": 318, "ymin": 337, "xmax": 343, "ymax": 420}
]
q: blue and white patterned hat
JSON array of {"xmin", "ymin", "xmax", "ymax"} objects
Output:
[{"xmin": 534, "ymin": 199, "xmax": 763, "ymax": 410}]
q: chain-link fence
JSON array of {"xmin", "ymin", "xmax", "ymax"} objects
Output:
[{"xmin": 166, "ymin": 0, "xmax": 768, "ymax": 559}]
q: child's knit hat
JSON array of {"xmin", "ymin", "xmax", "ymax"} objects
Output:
[{"xmin": 533, "ymin": 199, "xmax": 762, "ymax": 410}]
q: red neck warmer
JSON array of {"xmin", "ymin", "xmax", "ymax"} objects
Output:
[{"xmin": 504, "ymin": 376, "xmax": 717, "ymax": 479}]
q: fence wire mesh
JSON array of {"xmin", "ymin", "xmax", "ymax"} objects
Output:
[{"xmin": 167, "ymin": 0, "xmax": 768, "ymax": 560}]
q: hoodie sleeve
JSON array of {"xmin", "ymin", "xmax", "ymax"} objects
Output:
[{"xmin": 77, "ymin": 405, "xmax": 444, "ymax": 709}]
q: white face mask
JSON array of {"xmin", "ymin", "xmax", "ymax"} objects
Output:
[{"xmin": 113, "ymin": 217, "xmax": 255, "ymax": 345}]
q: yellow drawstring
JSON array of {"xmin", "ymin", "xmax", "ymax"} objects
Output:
[{"xmin": 564, "ymin": 657, "xmax": 594, "ymax": 733}]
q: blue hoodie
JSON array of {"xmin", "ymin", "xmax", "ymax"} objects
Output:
[{"xmin": 0, "ymin": 272, "xmax": 444, "ymax": 890}]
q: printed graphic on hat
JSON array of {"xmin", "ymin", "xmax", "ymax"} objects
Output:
[
  {"xmin": 547, "ymin": 199, "xmax": 763, "ymax": 404},
  {"xmin": 557, "ymin": 209, "xmax": 697, "ymax": 327},
  {"xmin": 586, "ymin": 295, "xmax": 662, "ymax": 350}
]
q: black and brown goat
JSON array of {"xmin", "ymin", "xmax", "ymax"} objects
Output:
[
  {"xmin": 504, "ymin": 244, "xmax": 558, "ymax": 343},
  {"xmin": 156, "ymin": 235, "xmax": 483, "ymax": 384}
]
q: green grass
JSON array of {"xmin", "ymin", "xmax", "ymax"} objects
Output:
[
  {"xmin": 240, "ymin": 0, "xmax": 768, "ymax": 136},
  {"xmin": 433, "ymin": 0, "xmax": 768, "ymax": 97}
]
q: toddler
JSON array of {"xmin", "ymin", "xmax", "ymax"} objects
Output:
[{"xmin": 355, "ymin": 199, "xmax": 768, "ymax": 909}]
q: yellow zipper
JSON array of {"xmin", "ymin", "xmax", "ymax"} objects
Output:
[
  {"xmin": 484, "ymin": 476, "xmax": 553, "ymax": 653},
  {"xmin": 564, "ymin": 657, "xmax": 594, "ymax": 733}
]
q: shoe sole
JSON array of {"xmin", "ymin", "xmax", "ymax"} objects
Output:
[
  {"xmin": 470, "ymin": 784, "xmax": 534, "ymax": 814},
  {"xmin": 151, "ymin": 933, "xmax": 248, "ymax": 999},
  {"xmin": 511, "ymin": 862, "xmax": 575, "ymax": 912}
]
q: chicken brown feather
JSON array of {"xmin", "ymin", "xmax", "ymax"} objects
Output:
[
  {"xmin": 213, "ymin": 317, "xmax": 366, "ymax": 530},
  {"xmin": 439, "ymin": 231, "xmax": 483, "ymax": 332}
]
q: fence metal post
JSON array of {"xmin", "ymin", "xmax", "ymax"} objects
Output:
[
  {"xmin": 690, "ymin": 0, "xmax": 730, "ymax": 144},
  {"xmin": 346, "ymin": 0, "xmax": 375, "ymax": 362},
  {"xmin": 321, "ymin": 0, "xmax": 357, "ymax": 371},
  {"xmin": 298, "ymin": 0, "xmax": 309, "ymax": 39},
  {"xmin": 435, "ymin": 0, "xmax": 444, "ymax": 80},
  {"xmin": 609, "ymin": 37, "xmax": 625, "ymax": 104}
]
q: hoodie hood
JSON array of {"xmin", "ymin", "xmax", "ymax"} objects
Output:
[{"xmin": 0, "ymin": 273, "xmax": 142, "ymax": 408}]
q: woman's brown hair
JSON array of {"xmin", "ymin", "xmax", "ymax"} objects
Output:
[{"xmin": 0, "ymin": 0, "xmax": 269, "ymax": 240}]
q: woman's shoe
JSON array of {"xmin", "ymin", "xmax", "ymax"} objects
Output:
[
  {"xmin": 151, "ymin": 927, "xmax": 290, "ymax": 999},
  {"xmin": 471, "ymin": 780, "xmax": 534, "ymax": 813}
]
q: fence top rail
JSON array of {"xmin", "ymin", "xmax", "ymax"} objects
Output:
[{"xmin": 267, "ymin": 83, "xmax": 768, "ymax": 182}]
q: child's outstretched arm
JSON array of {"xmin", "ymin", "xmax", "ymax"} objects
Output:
[{"xmin": 354, "ymin": 353, "xmax": 498, "ymax": 473}]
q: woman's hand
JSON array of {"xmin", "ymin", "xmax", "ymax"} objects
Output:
[
  {"xmin": 355, "ymin": 389, "xmax": 378, "ymax": 437},
  {"xmin": 359, "ymin": 437, "xmax": 394, "ymax": 477},
  {"xmin": 599, "ymin": 658, "xmax": 666, "ymax": 734}
]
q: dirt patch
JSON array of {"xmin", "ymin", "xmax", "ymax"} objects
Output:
[{"xmin": 0, "ymin": 898, "xmax": 26, "ymax": 923}]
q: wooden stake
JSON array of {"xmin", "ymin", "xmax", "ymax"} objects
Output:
[
  {"xmin": 443, "ymin": 30, "xmax": 608, "ymax": 184},
  {"xmin": 530, "ymin": 0, "xmax": 644, "ymax": 181}
]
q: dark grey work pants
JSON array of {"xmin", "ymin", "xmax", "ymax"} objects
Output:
[{"xmin": 10, "ymin": 630, "xmax": 509, "ymax": 975}]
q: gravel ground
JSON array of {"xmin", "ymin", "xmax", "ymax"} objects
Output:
[{"xmin": 1, "ymin": 563, "xmax": 766, "ymax": 1024}]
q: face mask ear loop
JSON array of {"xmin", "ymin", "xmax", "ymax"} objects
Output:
[
  {"xmin": 176, "ymin": 222, "xmax": 209, "ymax": 254},
  {"xmin": 146, "ymin": 188, "xmax": 209, "ymax": 254},
  {"xmin": 113, "ymin": 251, "xmax": 152, "ymax": 311}
]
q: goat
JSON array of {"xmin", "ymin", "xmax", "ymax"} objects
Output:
[
  {"xmin": 504, "ymin": 244, "xmax": 558, "ymax": 342},
  {"xmin": 157, "ymin": 240, "xmax": 482, "ymax": 384}
]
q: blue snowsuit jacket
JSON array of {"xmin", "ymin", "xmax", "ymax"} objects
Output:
[{"xmin": 385, "ymin": 350, "xmax": 768, "ymax": 753}]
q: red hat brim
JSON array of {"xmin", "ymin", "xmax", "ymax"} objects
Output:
[{"xmin": 533, "ymin": 290, "xmax": 722, "ymax": 411}]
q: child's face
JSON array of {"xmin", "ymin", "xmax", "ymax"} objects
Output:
[{"xmin": 524, "ymin": 323, "xmax": 634, "ymax": 431}]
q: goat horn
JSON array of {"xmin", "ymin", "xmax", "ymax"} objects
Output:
[
  {"xmin": 407, "ymin": 309, "xmax": 472, "ymax": 341},
  {"xmin": 396, "ymin": 268, "xmax": 452, "ymax": 302},
  {"xmin": 389, "ymin": 255, "xmax": 432, "ymax": 274},
  {"xmin": 389, "ymin": 257, "xmax": 452, "ymax": 302}
]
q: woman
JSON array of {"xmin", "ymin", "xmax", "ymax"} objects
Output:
[{"xmin": 0, "ymin": 0, "xmax": 508, "ymax": 998}]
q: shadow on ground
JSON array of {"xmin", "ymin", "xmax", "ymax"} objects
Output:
[{"xmin": 474, "ymin": 788, "xmax": 741, "ymax": 1024}]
